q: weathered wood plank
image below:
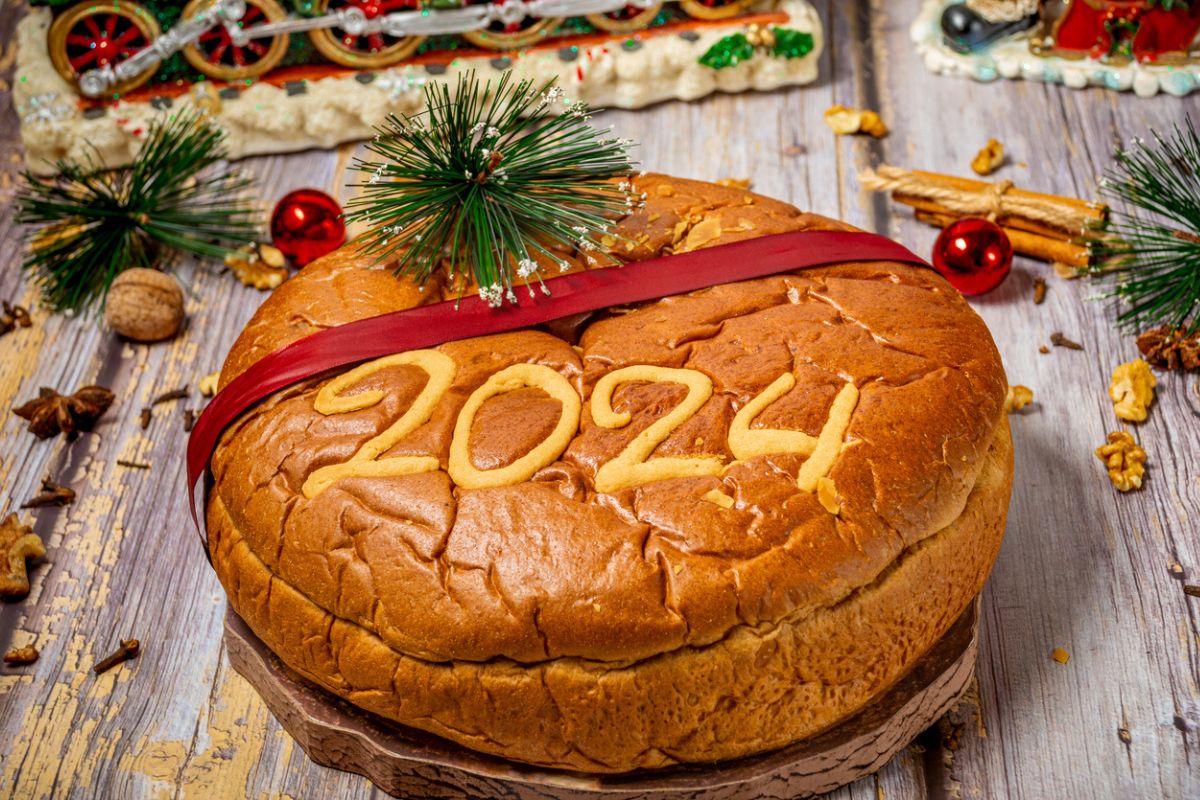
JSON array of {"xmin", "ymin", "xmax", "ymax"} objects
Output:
[
  {"xmin": 1, "ymin": 0, "xmax": 1198, "ymax": 797},
  {"xmin": 878, "ymin": 3, "xmax": 1200, "ymax": 799}
]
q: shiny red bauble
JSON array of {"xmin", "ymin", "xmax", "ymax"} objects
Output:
[
  {"xmin": 931, "ymin": 218, "xmax": 1013, "ymax": 296},
  {"xmin": 269, "ymin": 189, "xmax": 346, "ymax": 267}
]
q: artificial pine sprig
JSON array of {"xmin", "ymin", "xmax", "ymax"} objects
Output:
[
  {"xmin": 16, "ymin": 111, "xmax": 259, "ymax": 312},
  {"xmin": 347, "ymin": 71, "xmax": 639, "ymax": 306},
  {"xmin": 1089, "ymin": 117, "xmax": 1200, "ymax": 334}
]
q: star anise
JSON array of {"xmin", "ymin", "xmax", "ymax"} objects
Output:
[
  {"xmin": 14, "ymin": 386, "xmax": 115, "ymax": 440},
  {"xmin": 1137, "ymin": 325, "xmax": 1200, "ymax": 371}
]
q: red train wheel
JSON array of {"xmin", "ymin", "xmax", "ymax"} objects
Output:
[
  {"xmin": 460, "ymin": 0, "xmax": 560, "ymax": 50},
  {"xmin": 48, "ymin": 1, "xmax": 161, "ymax": 96},
  {"xmin": 679, "ymin": 0, "xmax": 754, "ymax": 21},
  {"xmin": 586, "ymin": 3, "xmax": 661, "ymax": 34},
  {"xmin": 182, "ymin": 0, "xmax": 290, "ymax": 82},
  {"xmin": 309, "ymin": 0, "xmax": 424, "ymax": 68}
]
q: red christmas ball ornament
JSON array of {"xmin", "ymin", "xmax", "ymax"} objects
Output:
[
  {"xmin": 270, "ymin": 189, "xmax": 346, "ymax": 267},
  {"xmin": 931, "ymin": 218, "xmax": 1013, "ymax": 296}
]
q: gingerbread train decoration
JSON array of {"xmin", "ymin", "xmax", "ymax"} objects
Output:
[{"xmin": 13, "ymin": 0, "xmax": 820, "ymax": 174}]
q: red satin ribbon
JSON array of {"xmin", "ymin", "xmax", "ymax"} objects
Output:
[{"xmin": 187, "ymin": 229, "xmax": 930, "ymax": 547}]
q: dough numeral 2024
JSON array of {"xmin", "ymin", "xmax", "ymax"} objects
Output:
[{"xmin": 302, "ymin": 351, "xmax": 859, "ymax": 501}]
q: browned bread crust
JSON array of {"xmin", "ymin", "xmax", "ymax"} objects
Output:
[{"xmin": 209, "ymin": 174, "xmax": 1012, "ymax": 773}]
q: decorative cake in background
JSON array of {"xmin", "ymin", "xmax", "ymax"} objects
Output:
[
  {"xmin": 914, "ymin": 0, "xmax": 1200, "ymax": 97},
  {"xmin": 13, "ymin": 0, "xmax": 821, "ymax": 173}
]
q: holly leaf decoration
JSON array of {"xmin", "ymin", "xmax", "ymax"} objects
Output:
[
  {"xmin": 772, "ymin": 27, "xmax": 815, "ymax": 60},
  {"xmin": 699, "ymin": 33, "xmax": 756, "ymax": 70}
]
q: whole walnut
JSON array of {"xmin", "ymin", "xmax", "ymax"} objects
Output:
[{"xmin": 104, "ymin": 269, "xmax": 185, "ymax": 342}]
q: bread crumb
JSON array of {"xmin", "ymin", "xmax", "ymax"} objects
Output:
[
  {"xmin": 199, "ymin": 371, "xmax": 220, "ymax": 397},
  {"xmin": 859, "ymin": 111, "xmax": 888, "ymax": 138}
]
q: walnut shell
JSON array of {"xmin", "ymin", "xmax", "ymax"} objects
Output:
[{"xmin": 104, "ymin": 269, "xmax": 185, "ymax": 342}]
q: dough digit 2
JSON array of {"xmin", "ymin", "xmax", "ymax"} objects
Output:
[
  {"xmin": 591, "ymin": 365, "xmax": 726, "ymax": 493},
  {"xmin": 302, "ymin": 350, "xmax": 456, "ymax": 498}
]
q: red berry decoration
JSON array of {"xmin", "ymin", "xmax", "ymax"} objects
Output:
[
  {"xmin": 931, "ymin": 218, "xmax": 1013, "ymax": 296},
  {"xmin": 270, "ymin": 189, "xmax": 346, "ymax": 267}
]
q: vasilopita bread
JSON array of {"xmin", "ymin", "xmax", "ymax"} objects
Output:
[{"xmin": 208, "ymin": 174, "xmax": 1012, "ymax": 773}]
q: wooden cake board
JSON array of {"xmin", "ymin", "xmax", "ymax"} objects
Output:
[{"xmin": 224, "ymin": 601, "xmax": 979, "ymax": 799}]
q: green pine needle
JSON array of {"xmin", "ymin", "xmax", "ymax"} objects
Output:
[
  {"xmin": 16, "ymin": 111, "xmax": 260, "ymax": 313},
  {"xmin": 1088, "ymin": 117, "xmax": 1200, "ymax": 334},
  {"xmin": 346, "ymin": 71, "xmax": 639, "ymax": 306}
]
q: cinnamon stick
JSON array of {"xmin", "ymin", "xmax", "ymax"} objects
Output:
[
  {"xmin": 895, "ymin": 193, "xmax": 1077, "ymax": 242},
  {"xmin": 914, "ymin": 210, "xmax": 1092, "ymax": 268},
  {"xmin": 860, "ymin": 165, "xmax": 1108, "ymax": 243},
  {"xmin": 910, "ymin": 170, "xmax": 1107, "ymax": 221}
]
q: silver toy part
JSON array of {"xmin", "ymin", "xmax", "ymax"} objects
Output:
[
  {"xmin": 78, "ymin": 0, "xmax": 677, "ymax": 97},
  {"xmin": 82, "ymin": 0, "xmax": 246, "ymax": 96}
]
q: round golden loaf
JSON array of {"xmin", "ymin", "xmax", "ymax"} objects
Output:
[{"xmin": 208, "ymin": 174, "xmax": 1012, "ymax": 773}]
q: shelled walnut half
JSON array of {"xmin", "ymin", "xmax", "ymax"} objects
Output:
[
  {"xmin": 1109, "ymin": 359, "xmax": 1156, "ymax": 422},
  {"xmin": 1004, "ymin": 385, "xmax": 1034, "ymax": 412},
  {"xmin": 1095, "ymin": 431, "xmax": 1147, "ymax": 492},
  {"xmin": 226, "ymin": 243, "xmax": 288, "ymax": 290},
  {"xmin": 971, "ymin": 139, "xmax": 1005, "ymax": 176},
  {"xmin": 823, "ymin": 106, "xmax": 888, "ymax": 138},
  {"xmin": 1, "ymin": 514, "xmax": 45, "ymax": 599}
]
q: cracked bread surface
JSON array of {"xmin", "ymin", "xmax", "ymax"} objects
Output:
[{"xmin": 209, "ymin": 174, "xmax": 1012, "ymax": 772}]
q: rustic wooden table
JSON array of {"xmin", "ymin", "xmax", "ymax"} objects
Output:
[{"xmin": 1, "ymin": 2, "xmax": 1198, "ymax": 798}]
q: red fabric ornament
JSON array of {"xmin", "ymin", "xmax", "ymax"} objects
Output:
[
  {"xmin": 932, "ymin": 218, "xmax": 1013, "ymax": 296},
  {"xmin": 270, "ymin": 189, "xmax": 346, "ymax": 267}
]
